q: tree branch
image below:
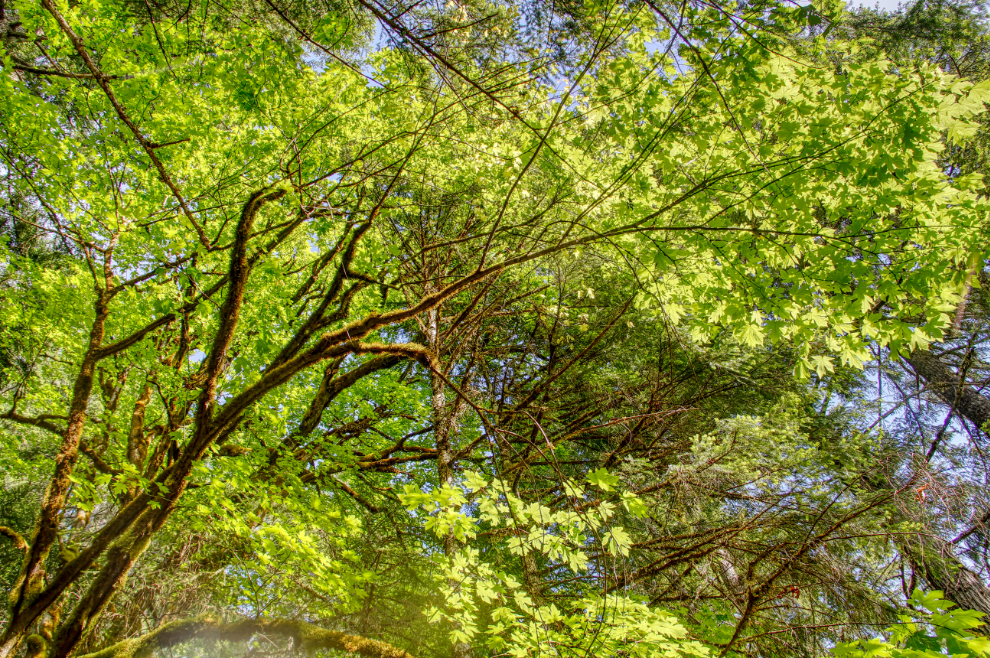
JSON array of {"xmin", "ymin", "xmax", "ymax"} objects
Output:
[
  {"xmin": 296, "ymin": 354, "xmax": 403, "ymax": 437},
  {"xmin": 0, "ymin": 410, "xmax": 64, "ymax": 436},
  {"xmin": 77, "ymin": 616, "xmax": 416, "ymax": 658},
  {"xmin": 192, "ymin": 187, "xmax": 287, "ymax": 443},
  {"xmin": 0, "ymin": 527, "xmax": 27, "ymax": 551}
]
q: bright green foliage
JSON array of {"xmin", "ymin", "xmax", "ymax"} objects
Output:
[
  {"xmin": 590, "ymin": 37, "xmax": 990, "ymax": 369},
  {"xmin": 402, "ymin": 475, "xmax": 708, "ymax": 657},
  {"xmin": 832, "ymin": 591, "xmax": 989, "ymax": 658},
  {"xmin": 1, "ymin": 0, "xmax": 990, "ymax": 656}
]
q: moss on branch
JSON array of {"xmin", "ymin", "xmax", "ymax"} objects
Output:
[
  {"xmin": 78, "ymin": 616, "xmax": 416, "ymax": 658},
  {"xmin": 0, "ymin": 526, "xmax": 27, "ymax": 550}
]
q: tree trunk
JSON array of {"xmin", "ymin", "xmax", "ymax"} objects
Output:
[
  {"xmin": 858, "ymin": 477, "xmax": 990, "ymax": 622},
  {"xmin": 427, "ymin": 305, "xmax": 473, "ymax": 658},
  {"xmin": 1, "ymin": 296, "xmax": 109, "ymax": 658},
  {"xmin": 894, "ymin": 348, "xmax": 990, "ymax": 622},
  {"xmin": 904, "ymin": 349, "xmax": 990, "ymax": 431},
  {"xmin": 898, "ymin": 533, "xmax": 990, "ymax": 626}
]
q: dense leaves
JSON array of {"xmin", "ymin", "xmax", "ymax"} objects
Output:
[{"xmin": 1, "ymin": 0, "xmax": 990, "ymax": 656}]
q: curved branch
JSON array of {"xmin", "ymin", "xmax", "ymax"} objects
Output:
[
  {"xmin": 193, "ymin": 187, "xmax": 287, "ymax": 438},
  {"xmin": 0, "ymin": 526, "xmax": 28, "ymax": 551},
  {"xmin": 296, "ymin": 354, "xmax": 402, "ymax": 437},
  {"xmin": 0, "ymin": 410, "xmax": 63, "ymax": 436},
  {"xmin": 78, "ymin": 616, "xmax": 416, "ymax": 658}
]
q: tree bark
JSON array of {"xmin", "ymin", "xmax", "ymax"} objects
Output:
[
  {"xmin": 0, "ymin": 294, "xmax": 109, "ymax": 658},
  {"xmin": 893, "ymin": 348, "xmax": 990, "ymax": 622},
  {"xmin": 898, "ymin": 533, "xmax": 990, "ymax": 627},
  {"xmin": 426, "ymin": 304, "xmax": 473, "ymax": 658},
  {"xmin": 857, "ymin": 476, "xmax": 990, "ymax": 623},
  {"xmin": 904, "ymin": 349, "xmax": 990, "ymax": 431}
]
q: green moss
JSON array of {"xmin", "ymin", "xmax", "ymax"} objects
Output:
[{"xmin": 25, "ymin": 634, "xmax": 46, "ymax": 658}]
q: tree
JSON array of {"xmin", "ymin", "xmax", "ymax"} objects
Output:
[
  {"xmin": 1, "ymin": 0, "xmax": 989, "ymax": 656},
  {"xmin": 831, "ymin": 0, "xmax": 990, "ymax": 624}
]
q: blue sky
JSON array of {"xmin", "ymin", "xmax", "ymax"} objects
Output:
[{"xmin": 848, "ymin": 0, "xmax": 909, "ymax": 11}]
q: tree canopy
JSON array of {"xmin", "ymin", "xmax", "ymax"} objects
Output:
[{"xmin": 2, "ymin": 0, "xmax": 990, "ymax": 656}]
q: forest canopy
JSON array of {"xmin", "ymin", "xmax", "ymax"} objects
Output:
[{"xmin": 2, "ymin": 0, "xmax": 990, "ymax": 656}]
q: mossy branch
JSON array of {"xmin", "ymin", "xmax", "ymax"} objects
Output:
[
  {"xmin": 0, "ymin": 526, "xmax": 27, "ymax": 551},
  {"xmin": 77, "ymin": 616, "xmax": 416, "ymax": 658}
]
